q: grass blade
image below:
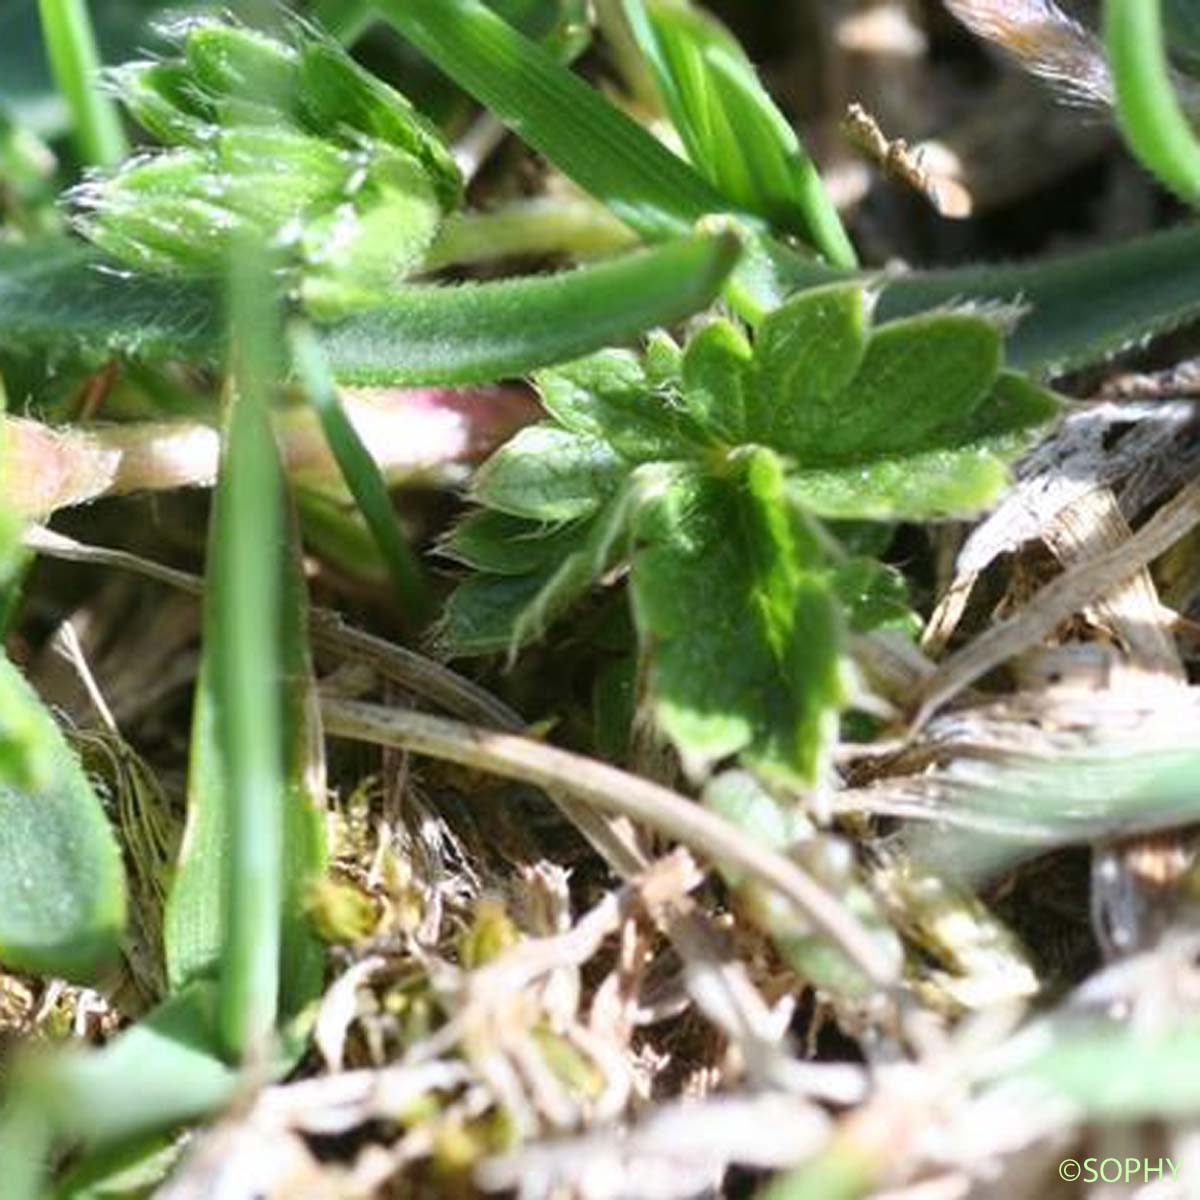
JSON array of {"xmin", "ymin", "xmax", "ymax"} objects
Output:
[
  {"xmin": 291, "ymin": 321, "xmax": 431, "ymax": 626},
  {"xmin": 1105, "ymin": 0, "xmax": 1200, "ymax": 202},
  {"xmin": 375, "ymin": 0, "xmax": 728, "ymax": 240},
  {"xmin": 166, "ymin": 257, "xmax": 328, "ymax": 1046},
  {"xmin": 212, "ymin": 245, "xmax": 286, "ymax": 1059},
  {"xmin": 36, "ymin": 0, "xmax": 127, "ymax": 166},
  {"xmin": 877, "ymin": 219, "xmax": 1200, "ymax": 374},
  {"xmin": 623, "ymin": 0, "xmax": 856, "ymax": 266}
]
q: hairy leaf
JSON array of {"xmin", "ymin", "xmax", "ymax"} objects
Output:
[
  {"xmin": 537, "ymin": 348, "xmax": 710, "ymax": 462},
  {"xmin": 749, "ymin": 283, "xmax": 867, "ymax": 453},
  {"xmin": 0, "ymin": 651, "xmax": 126, "ymax": 981},
  {"xmin": 440, "ymin": 509, "xmax": 592, "ymax": 576},
  {"xmin": 680, "ymin": 317, "xmax": 755, "ymax": 443},
  {"xmin": 0, "ymin": 233, "xmax": 739, "ymax": 385},
  {"xmin": 471, "ymin": 425, "xmax": 626, "ymax": 521},
  {"xmin": 630, "ymin": 450, "xmax": 845, "ymax": 786}
]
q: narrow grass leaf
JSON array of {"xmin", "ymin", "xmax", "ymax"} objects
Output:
[
  {"xmin": 166, "ymin": 310, "xmax": 327, "ymax": 1040},
  {"xmin": 290, "ymin": 321, "xmax": 433, "ymax": 625},
  {"xmin": 374, "ymin": 0, "xmax": 728, "ymax": 240},
  {"xmin": 36, "ymin": 0, "xmax": 127, "ymax": 166},
  {"xmin": 623, "ymin": 0, "xmax": 856, "ymax": 265},
  {"xmin": 1105, "ymin": 0, "xmax": 1200, "ymax": 202}
]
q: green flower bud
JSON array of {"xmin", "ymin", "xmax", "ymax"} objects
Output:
[
  {"xmin": 76, "ymin": 151, "xmax": 238, "ymax": 276},
  {"xmin": 104, "ymin": 61, "xmax": 215, "ymax": 147},
  {"xmin": 294, "ymin": 41, "xmax": 462, "ymax": 211},
  {"xmin": 181, "ymin": 20, "xmax": 299, "ymax": 107},
  {"xmin": 74, "ymin": 15, "xmax": 463, "ymax": 317},
  {"xmin": 299, "ymin": 145, "xmax": 443, "ymax": 318},
  {"xmin": 75, "ymin": 130, "xmax": 442, "ymax": 316}
]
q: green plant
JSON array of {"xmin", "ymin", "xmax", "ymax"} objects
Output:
[
  {"xmin": 442, "ymin": 285, "xmax": 1056, "ymax": 786},
  {"xmin": 4, "ymin": 0, "xmax": 1200, "ymax": 1195}
]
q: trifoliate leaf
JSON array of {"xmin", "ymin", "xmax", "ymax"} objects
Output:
[
  {"xmin": 471, "ymin": 425, "xmax": 626, "ymax": 521},
  {"xmin": 630, "ymin": 449, "xmax": 845, "ymax": 786}
]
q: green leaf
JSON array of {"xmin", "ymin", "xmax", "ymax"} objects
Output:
[
  {"xmin": 877, "ymin": 221, "xmax": 1200, "ymax": 375},
  {"xmin": 290, "ymin": 321, "xmax": 432, "ymax": 624},
  {"xmin": 509, "ymin": 486, "xmax": 635, "ymax": 649},
  {"xmin": 165, "ymin": 247, "xmax": 327, "ymax": 1059},
  {"xmin": 36, "ymin": 984, "xmax": 236, "ymax": 1148},
  {"xmin": 0, "ymin": 651, "xmax": 126, "ymax": 981},
  {"xmin": 375, "ymin": 0, "xmax": 729, "ymax": 241},
  {"xmin": 786, "ymin": 369, "xmax": 1059, "ymax": 521},
  {"xmin": 789, "ymin": 447, "xmax": 1011, "ymax": 521},
  {"xmin": 630, "ymin": 450, "xmax": 845, "ymax": 786},
  {"xmin": 537, "ymin": 348, "xmax": 709, "ymax": 462},
  {"xmin": 680, "ymin": 317, "xmax": 754, "ymax": 443},
  {"xmin": 0, "ymin": 232, "xmax": 740, "ymax": 385},
  {"xmin": 471, "ymin": 425, "xmax": 626, "ymax": 521},
  {"xmin": 623, "ymin": 0, "xmax": 856, "ymax": 265},
  {"xmin": 831, "ymin": 558, "xmax": 921, "ymax": 637},
  {"xmin": 37, "ymin": 0, "xmax": 128, "ymax": 166},
  {"xmin": 798, "ymin": 311, "xmax": 1003, "ymax": 465},
  {"xmin": 961, "ymin": 368, "xmax": 1064, "ymax": 445},
  {"xmin": 1106, "ymin": 0, "xmax": 1200, "ymax": 202},
  {"xmin": 441, "ymin": 509, "xmax": 593, "ymax": 575},
  {"xmin": 314, "ymin": 231, "xmax": 743, "ymax": 386},
  {"xmin": 748, "ymin": 283, "xmax": 867, "ymax": 454},
  {"xmin": 439, "ymin": 568, "xmax": 566, "ymax": 655},
  {"xmin": 441, "ymin": 485, "xmax": 636, "ymax": 657}
]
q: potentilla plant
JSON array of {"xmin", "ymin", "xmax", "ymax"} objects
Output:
[{"xmin": 442, "ymin": 282, "xmax": 1059, "ymax": 788}]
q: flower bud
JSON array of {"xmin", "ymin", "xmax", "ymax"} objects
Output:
[
  {"xmin": 294, "ymin": 41, "xmax": 461, "ymax": 211},
  {"xmin": 75, "ymin": 16, "xmax": 462, "ymax": 316},
  {"xmin": 104, "ymin": 61, "xmax": 215, "ymax": 147},
  {"xmin": 181, "ymin": 20, "xmax": 299, "ymax": 106}
]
